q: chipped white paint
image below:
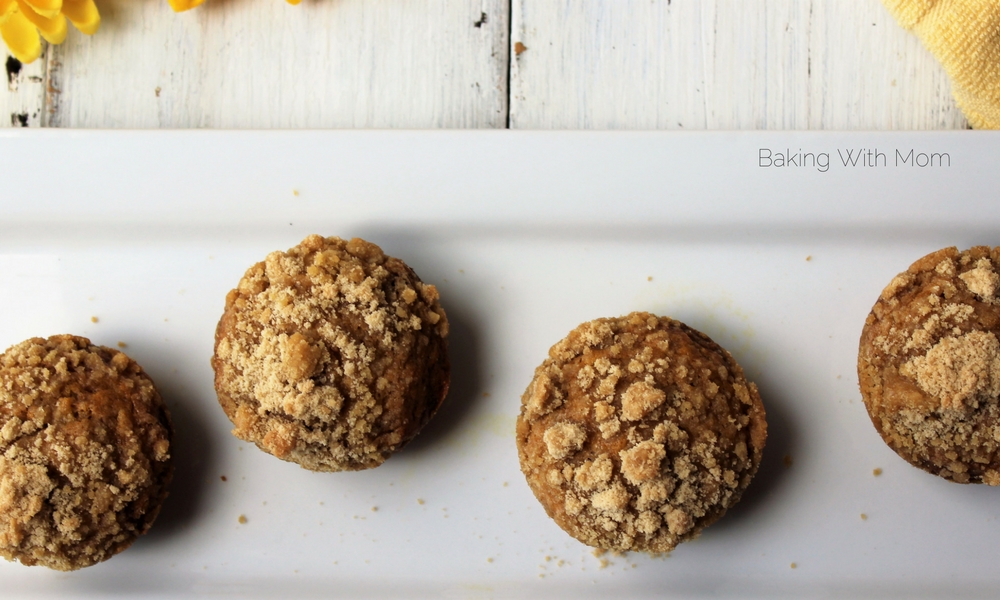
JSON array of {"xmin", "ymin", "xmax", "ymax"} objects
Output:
[
  {"xmin": 1, "ymin": 48, "xmax": 48, "ymax": 128},
  {"xmin": 509, "ymin": 1, "xmax": 969, "ymax": 129},
  {"xmin": 0, "ymin": 1, "xmax": 971, "ymax": 129}
]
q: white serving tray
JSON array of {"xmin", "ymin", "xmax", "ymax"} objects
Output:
[{"xmin": 1, "ymin": 131, "xmax": 999, "ymax": 598}]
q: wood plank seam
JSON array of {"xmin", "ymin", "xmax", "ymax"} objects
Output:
[
  {"xmin": 43, "ymin": 46, "xmax": 58, "ymax": 128},
  {"xmin": 505, "ymin": 0, "xmax": 512, "ymax": 128}
]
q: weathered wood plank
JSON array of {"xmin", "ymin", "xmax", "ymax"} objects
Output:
[
  {"xmin": 510, "ymin": 1, "xmax": 969, "ymax": 129},
  {"xmin": 41, "ymin": 0, "xmax": 509, "ymax": 128}
]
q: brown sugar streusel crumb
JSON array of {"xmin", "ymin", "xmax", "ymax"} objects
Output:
[
  {"xmin": 212, "ymin": 235, "xmax": 450, "ymax": 472},
  {"xmin": 859, "ymin": 246, "xmax": 1000, "ymax": 484},
  {"xmin": 516, "ymin": 312, "xmax": 767, "ymax": 553},
  {"xmin": 0, "ymin": 335, "xmax": 173, "ymax": 571}
]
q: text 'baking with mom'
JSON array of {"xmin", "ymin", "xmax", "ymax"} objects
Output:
[{"xmin": 757, "ymin": 148, "xmax": 951, "ymax": 172}]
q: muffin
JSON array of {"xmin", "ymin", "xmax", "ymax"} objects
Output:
[
  {"xmin": 859, "ymin": 246, "xmax": 1000, "ymax": 484},
  {"xmin": 0, "ymin": 335, "xmax": 173, "ymax": 571},
  {"xmin": 212, "ymin": 235, "xmax": 450, "ymax": 472},
  {"xmin": 516, "ymin": 312, "xmax": 766, "ymax": 553}
]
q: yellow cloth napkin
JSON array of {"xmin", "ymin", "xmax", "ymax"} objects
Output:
[{"xmin": 882, "ymin": 0, "xmax": 1000, "ymax": 128}]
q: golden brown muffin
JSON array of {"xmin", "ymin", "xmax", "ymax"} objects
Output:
[
  {"xmin": 859, "ymin": 246, "xmax": 1000, "ymax": 484},
  {"xmin": 212, "ymin": 235, "xmax": 449, "ymax": 472},
  {"xmin": 0, "ymin": 335, "xmax": 173, "ymax": 571},
  {"xmin": 516, "ymin": 312, "xmax": 766, "ymax": 553}
]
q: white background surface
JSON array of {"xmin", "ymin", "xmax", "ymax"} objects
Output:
[
  {"xmin": 1, "ymin": 131, "xmax": 998, "ymax": 597},
  {"xmin": 0, "ymin": 1, "xmax": 970, "ymax": 129}
]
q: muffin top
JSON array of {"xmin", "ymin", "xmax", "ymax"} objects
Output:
[
  {"xmin": 0, "ymin": 335, "xmax": 173, "ymax": 571},
  {"xmin": 516, "ymin": 312, "xmax": 766, "ymax": 553},
  {"xmin": 213, "ymin": 235, "xmax": 449, "ymax": 472},
  {"xmin": 859, "ymin": 246, "xmax": 1000, "ymax": 484}
]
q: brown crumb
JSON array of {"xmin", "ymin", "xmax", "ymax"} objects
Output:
[
  {"xmin": 873, "ymin": 468, "xmax": 882, "ymax": 477},
  {"xmin": 514, "ymin": 42, "xmax": 527, "ymax": 55},
  {"xmin": 783, "ymin": 454, "xmax": 793, "ymax": 468},
  {"xmin": 90, "ymin": 316, "xmax": 98, "ymax": 323},
  {"xmin": 860, "ymin": 513, "xmax": 868, "ymax": 520},
  {"xmin": 293, "ymin": 189, "xmax": 300, "ymax": 196},
  {"xmin": 647, "ymin": 276, "xmax": 653, "ymax": 282},
  {"xmin": 417, "ymin": 498, "xmax": 425, "ymax": 505},
  {"xmin": 486, "ymin": 557, "xmax": 493, "ymax": 563},
  {"xmin": 790, "ymin": 562, "xmax": 797, "ymax": 569},
  {"xmin": 238, "ymin": 515, "xmax": 248, "ymax": 524},
  {"xmin": 220, "ymin": 475, "xmax": 227, "ymax": 482},
  {"xmin": 117, "ymin": 341, "xmax": 127, "ymax": 348},
  {"xmin": 959, "ymin": 259, "xmax": 1000, "ymax": 299},
  {"xmin": 806, "ymin": 256, "xmax": 812, "ymax": 262},
  {"xmin": 371, "ymin": 506, "xmax": 378, "ymax": 512},
  {"xmin": 543, "ymin": 422, "xmax": 586, "ymax": 459}
]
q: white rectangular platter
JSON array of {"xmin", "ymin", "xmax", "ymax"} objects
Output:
[{"xmin": 1, "ymin": 130, "xmax": 999, "ymax": 598}]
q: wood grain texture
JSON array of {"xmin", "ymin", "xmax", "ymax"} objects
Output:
[
  {"xmin": 40, "ymin": 0, "xmax": 509, "ymax": 128},
  {"xmin": 0, "ymin": 1, "xmax": 974, "ymax": 129},
  {"xmin": 509, "ymin": 1, "xmax": 970, "ymax": 129}
]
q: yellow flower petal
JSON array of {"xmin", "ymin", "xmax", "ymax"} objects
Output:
[
  {"xmin": 0, "ymin": 9, "xmax": 41, "ymax": 64},
  {"xmin": 0, "ymin": 0, "xmax": 17, "ymax": 26},
  {"xmin": 17, "ymin": 0, "xmax": 65, "ymax": 44},
  {"xmin": 286, "ymin": 0, "xmax": 302, "ymax": 5},
  {"xmin": 19, "ymin": 0, "xmax": 58, "ymax": 19},
  {"xmin": 167, "ymin": 0, "xmax": 205, "ymax": 12},
  {"xmin": 61, "ymin": 0, "xmax": 97, "ymax": 34}
]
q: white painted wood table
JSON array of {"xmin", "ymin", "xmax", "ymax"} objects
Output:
[{"xmin": 0, "ymin": 1, "xmax": 969, "ymax": 129}]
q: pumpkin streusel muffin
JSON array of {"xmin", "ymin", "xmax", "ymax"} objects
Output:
[
  {"xmin": 516, "ymin": 312, "xmax": 766, "ymax": 553},
  {"xmin": 0, "ymin": 335, "xmax": 173, "ymax": 571},
  {"xmin": 212, "ymin": 235, "xmax": 450, "ymax": 472},
  {"xmin": 859, "ymin": 246, "xmax": 1000, "ymax": 484}
]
